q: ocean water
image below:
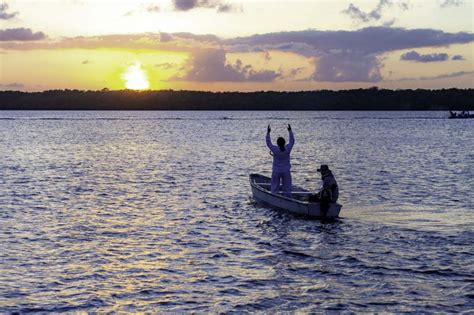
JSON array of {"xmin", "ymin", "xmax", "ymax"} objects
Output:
[{"xmin": 0, "ymin": 111, "xmax": 473, "ymax": 312}]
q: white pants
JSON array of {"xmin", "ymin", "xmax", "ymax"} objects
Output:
[{"xmin": 271, "ymin": 171, "xmax": 292, "ymax": 196}]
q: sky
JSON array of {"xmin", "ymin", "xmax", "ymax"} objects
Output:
[{"xmin": 0, "ymin": 0, "xmax": 473, "ymax": 91}]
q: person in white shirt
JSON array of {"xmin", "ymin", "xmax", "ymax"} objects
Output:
[{"xmin": 266, "ymin": 124, "xmax": 295, "ymax": 196}]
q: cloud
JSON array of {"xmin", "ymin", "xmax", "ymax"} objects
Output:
[
  {"xmin": 313, "ymin": 52, "xmax": 383, "ymax": 82},
  {"xmin": 225, "ymin": 27, "xmax": 474, "ymax": 81},
  {"xmin": 440, "ymin": 0, "xmax": 463, "ymax": 8},
  {"xmin": 0, "ymin": 82, "xmax": 24, "ymax": 89},
  {"xmin": 342, "ymin": 0, "xmax": 393, "ymax": 23},
  {"xmin": 400, "ymin": 50, "xmax": 449, "ymax": 62},
  {"xmin": 169, "ymin": 32, "xmax": 220, "ymax": 42},
  {"xmin": 172, "ymin": 0, "xmax": 239, "ymax": 13},
  {"xmin": 451, "ymin": 54, "xmax": 465, "ymax": 60},
  {"xmin": 279, "ymin": 67, "xmax": 306, "ymax": 80},
  {"xmin": 217, "ymin": 3, "xmax": 232, "ymax": 12},
  {"xmin": 341, "ymin": 1, "xmax": 410, "ymax": 26},
  {"xmin": 2, "ymin": 27, "xmax": 472, "ymax": 56},
  {"xmin": 226, "ymin": 27, "xmax": 474, "ymax": 56},
  {"xmin": 0, "ymin": 27, "xmax": 472, "ymax": 84},
  {"xmin": 0, "ymin": 2, "xmax": 18, "ymax": 20},
  {"xmin": 246, "ymin": 69, "xmax": 281, "ymax": 82},
  {"xmin": 342, "ymin": 0, "xmax": 385, "ymax": 22},
  {"xmin": 173, "ymin": 0, "xmax": 196, "ymax": 11},
  {"xmin": 0, "ymin": 32, "xmax": 218, "ymax": 52},
  {"xmin": 398, "ymin": 1, "xmax": 410, "ymax": 10},
  {"xmin": 430, "ymin": 70, "xmax": 474, "ymax": 79},
  {"xmin": 0, "ymin": 28, "xmax": 46, "ymax": 41},
  {"xmin": 393, "ymin": 70, "xmax": 474, "ymax": 81},
  {"xmin": 172, "ymin": 49, "xmax": 280, "ymax": 82},
  {"xmin": 427, "ymin": 71, "xmax": 474, "ymax": 80},
  {"xmin": 217, "ymin": 3, "xmax": 242, "ymax": 13}
]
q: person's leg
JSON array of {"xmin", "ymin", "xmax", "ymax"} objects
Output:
[
  {"xmin": 282, "ymin": 171, "xmax": 292, "ymax": 197},
  {"xmin": 270, "ymin": 172, "xmax": 280, "ymax": 193}
]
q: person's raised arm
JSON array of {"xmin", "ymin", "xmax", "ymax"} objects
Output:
[
  {"xmin": 287, "ymin": 124, "xmax": 295, "ymax": 150},
  {"xmin": 266, "ymin": 124, "xmax": 273, "ymax": 149}
]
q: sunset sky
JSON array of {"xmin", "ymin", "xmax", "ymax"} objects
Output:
[{"xmin": 0, "ymin": 0, "xmax": 473, "ymax": 91}]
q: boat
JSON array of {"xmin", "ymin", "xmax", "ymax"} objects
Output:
[
  {"xmin": 449, "ymin": 111, "xmax": 474, "ymax": 119},
  {"xmin": 249, "ymin": 173, "xmax": 342, "ymax": 218}
]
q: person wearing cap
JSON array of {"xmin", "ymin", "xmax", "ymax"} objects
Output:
[
  {"xmin": 266, "ymin": 124, "xmax": 295, "ymax": 196},
  {"xmin": 317, "ymin": 164, "xmax": 339, "ymax": 202}
]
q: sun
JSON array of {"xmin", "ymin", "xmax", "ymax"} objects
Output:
[{"xmin": 122, "ymin": 62, "xmax": 150, "ymax": 90}]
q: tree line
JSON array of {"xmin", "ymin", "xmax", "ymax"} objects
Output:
[{"xmin": 0, "ymin": 88, "xmax": 472, "ymax": 110}]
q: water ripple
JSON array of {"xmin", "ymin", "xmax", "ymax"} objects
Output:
[{"xmin": 0, "ymin": 111, "xmax": 473, "ymax": 312}]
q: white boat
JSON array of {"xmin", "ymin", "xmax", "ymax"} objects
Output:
[{"xmin": 250, "ymin": 173, "xmax": 342, "ymax": 218}]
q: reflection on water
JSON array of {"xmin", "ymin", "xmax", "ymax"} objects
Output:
[{"xmin": 0, "ymin": 111, "xmax": 473, "ymax": 312}]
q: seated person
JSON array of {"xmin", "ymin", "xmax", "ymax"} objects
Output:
[{"xmin": 310, "ymin": 164, "xmax": 339, "ymax": 203}]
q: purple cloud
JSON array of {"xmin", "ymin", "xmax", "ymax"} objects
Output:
[
  {"xmin": 452, "ymin": 54, "xmax": 465, "ymax": 60},
  {"xmin": 217, "ymin": 3, "xmax": 241, "ymax": 13},
  {"xmin": 342, "ymin": 1, "xmax": 386, "ymax": 22},
  {"xmin": 247, "ymin": 70, "xmax": 281, "ymax": 82},
  {"xmin": 226, "ymin": 27, "xmax": 473, "ymax": 82},
  {"xmin": 398, "ymin": 2, "xmax": 410, "ymax": 10},
  {"xmin": 400, "ymin": 50, "xmax": 449, "ymax": 62},
  {"xmin": 217, "ymin": 3, "xmax": 232, "ymax": 12},
  {"xmin": 0, "ymin": 32, "xmax": 220, "ymax": 51},
  {"xmin": 172, "ymin": 0, "xmax": 239, "ymax": 13},
  {"xmin": 0, "ymin": 3, "xmax": 18, "ymax": 20},
  {"xmin": 226, "ymin": 27, "xmax": 474, "ymax": 55},
  {"xmin": 425, "ymin": 71, "xmax": 473, "ymax": 80},
  {"xmin": 280, "ymin": 67, "xmax": 305, "ymax": 80},
  {"xmin": 173, "ymin": 0, "xmax": 196, "ymax": 11},
  {"xmin": 394, "ymin": 70, "xmax": 474, "ymax": 81},
  {"xmin": 342, "ymin": 0, "xmax": 402, "ymax": 24},
  {"xmin": 0, "ymin": 28, "xmax": 46, "ymax": 41},
  {"xmin": 0, "ymin": 82, "xmax": 24, "ymax": 89},
  {"xmin": 170, "ymin": 32, "xmax": 220, "ymax": 43},
  {"xmin": 313, "ymin": 52, "xmax": 383, "ymax": 82},
  {"xmin": 172, "ymin": 49, "xmax": 280, "ymax": 82}
]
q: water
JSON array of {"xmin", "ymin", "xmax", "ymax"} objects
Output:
[{"xmin": 0, "ymin": 111, "xmax": 473, "ymax": 312}]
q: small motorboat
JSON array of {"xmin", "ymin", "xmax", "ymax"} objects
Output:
[
  {"xmin": 449, "ymin": 111, "xmax": 474, "ymax": 119},
  {"xmin": 249, "ymin": 173, "xmax": 342, "ymax": 218}
]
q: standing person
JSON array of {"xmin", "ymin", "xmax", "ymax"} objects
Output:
[
  {"xmin": 316, "ymin": 164, "xmax": 339, "ymax": 202},
  {"xmin": 266, "ymin": 124, "xmax": 295, "ymax": 196}
]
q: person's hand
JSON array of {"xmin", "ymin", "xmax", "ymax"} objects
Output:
[
  {"xmin": 287, "ymin": 124, "xmax": 292, "ymax": 131},
  {"xmin": 267, "ymin": 124, "xmax": 271, "ymax": 133}
]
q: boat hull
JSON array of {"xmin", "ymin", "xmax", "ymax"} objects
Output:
[
  {"xmin": 250, "ymin": 174, "xmax": 342, "ymax": 218},
  {"xmin": 449, "ymin": 116, "xmax": 474, "ymax": 119}
]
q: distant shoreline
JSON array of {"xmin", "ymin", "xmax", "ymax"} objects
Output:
[{"xmin": 1, "ymin": 88, "xmax": 473, "ymax": 110}]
